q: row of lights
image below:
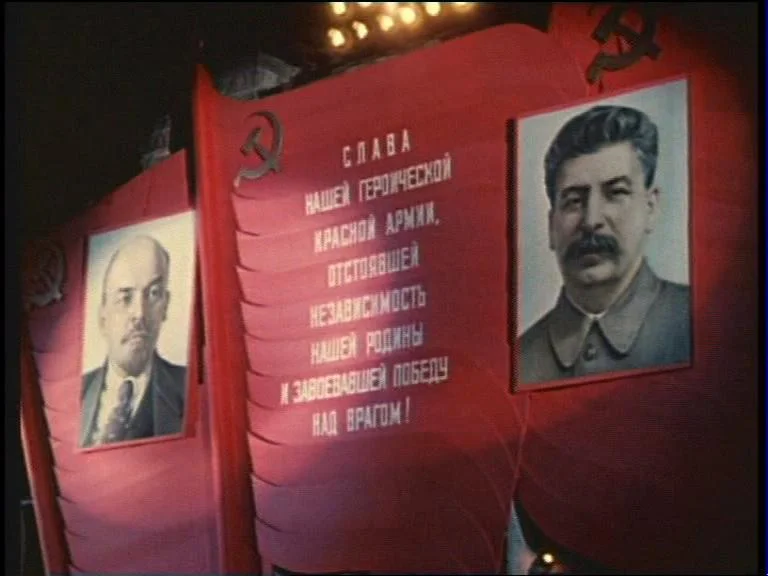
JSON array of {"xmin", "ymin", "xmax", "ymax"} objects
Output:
[{"xmin": 327, "ymin": 2, "xmax": 477, "ymax": 50}]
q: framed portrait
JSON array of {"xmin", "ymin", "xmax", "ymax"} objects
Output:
[
  {"xmin": 510, "ymin": 76, "xmax": 692, "ymax": 392},
  {"xmin": 79, "ymin": 210, "xmax": 197, "ymax": 449}
]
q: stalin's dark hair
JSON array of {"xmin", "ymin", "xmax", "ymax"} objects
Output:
[{"xmin": 544, "ymin": 105, "xmax": 659, "ymax": 207}]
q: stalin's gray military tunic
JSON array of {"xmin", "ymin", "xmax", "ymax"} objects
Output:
[{"xmin": 518, "ymin": 260, "xmax": 691, "ymax": 386}]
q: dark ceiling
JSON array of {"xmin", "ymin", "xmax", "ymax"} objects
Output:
[{"xmin": 9, "ymin": 3, "xmax": 320, "ymax": 239}]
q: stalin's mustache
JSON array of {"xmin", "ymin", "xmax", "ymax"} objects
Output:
[{"xmin": 565, "ymin": 233, "xmax": 620, "ymax": 262}]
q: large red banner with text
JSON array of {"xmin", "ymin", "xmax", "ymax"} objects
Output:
[
  {"xmin": 195, "ymin": 23, "xmax": 589, "ymax": 574},
  {"xmin": 20, "ymin": 6, "xmax": 757, "ymax": 576}
]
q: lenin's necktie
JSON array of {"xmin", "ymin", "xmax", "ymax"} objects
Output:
[{"xmin": 101, "ymin": 379, "xmax": 134, "ymax": 444}]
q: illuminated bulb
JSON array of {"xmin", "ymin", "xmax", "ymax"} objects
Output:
[
  {"xmin": 330, "ymin": 2, "xmax": 347, "ymax": 15},
  {"xmin": 357, "ymin": 1, "xmax": 372, "ymax": 6},
  {"xmin": 398, "ymin": 5, "xmax": 418, "ymax": 25},
  {"xmin": 424, "ymin": 2, "xmax": 441, "ymax": 16},
  {"xmin": 452, "ymin": 1, "xmax": 473, "ymax": 8},
  {"xmin": 541, "ymin": 553, "xmax": 555, "ymax": 565},
  {"xmin": 377, "ymin": 13, "xmax": 396, "ymax": 31},
  {"xmin": 351, "ymin": 20, "xmax": 369, "ymax": 39},
  {"xmin": 327, "ymin": 28, "xmax": 346, "ymax": 48}
]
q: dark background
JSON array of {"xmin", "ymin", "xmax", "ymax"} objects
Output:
[
  {"xmin": 8, "ymin": 2, "xmax": 553, "ymax": 241},
  {"xmin": 5, "ymin": 3, "xmax": 759, "ymax": 575}
]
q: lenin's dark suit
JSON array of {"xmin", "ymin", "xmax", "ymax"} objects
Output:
[
  {"xmin": 80, "ymin": 353, "xmax": 187, "ymax": 447},
  {"xmin": 518, "ymin": 260, "xmax": 691, "ymax": 386}
]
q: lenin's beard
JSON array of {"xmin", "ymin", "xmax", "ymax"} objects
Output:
[{"xmin": 117, "ymin": 327, "xmax": 154, "ymax": 377}]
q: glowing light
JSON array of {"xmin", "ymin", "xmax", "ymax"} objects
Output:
[
  {"xmin": 452, "ymin": 1, "xmax": 473, "ymax": 8},
  {"xmin": 357, "ymin": 1, "xmax": 372, "ymax": 6},
  {"xmin": 424, "ymin": 2, "xmax": 441, "ymax": 16},
  {"xmin": 330, "ymin": 2, "xmax": 347, "ymax": 15},
  {"xmin": 351, "ymin": 20, "xmax": 369, "ymax": 39},
  {"xmin": 384, "ymin": 2, "xmax": 399, "ymax": 12},
  {"xmin": 398, "ymin": 5, "xmax": 418, "ymax": 25},
  {"xmin": 327, "ymin": 28, "xmax": 347, "ymax": 48},
  {"xmin": 377, "ymin": 13, "xmax": 396, "ymax": 31},
  {"xmin": 542, "ymin": 553, "xmax": 555, "ymax": 565}
]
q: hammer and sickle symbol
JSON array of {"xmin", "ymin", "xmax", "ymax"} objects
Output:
[
  {"xmin": 236, "ymin": 110, "xmax": 285, "ymax": 184},
  {"xmin": 586, "ymin": 4, "xmax": 661, "ymax": 84},
  {"xmin": 23, "ymin": 239, "xmax": 66, "ymax": 311}
]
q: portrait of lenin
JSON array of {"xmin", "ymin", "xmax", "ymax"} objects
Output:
[{"xmin": 80, "ymin": 211, "xmax": 196, "ymax": 448}]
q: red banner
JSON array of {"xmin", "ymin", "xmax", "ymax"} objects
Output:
[
  {"xmin": 21, "ymin": 151, "xmax": 218, "ymax": 575},
  {"xmin": 195, "ymin": 24, "xmax": 588, "ymax": 574}
]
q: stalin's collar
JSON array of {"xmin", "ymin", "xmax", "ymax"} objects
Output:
[{"xmin": 547, "ymin": 260, "xmax": 662, "ymax": 369}]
